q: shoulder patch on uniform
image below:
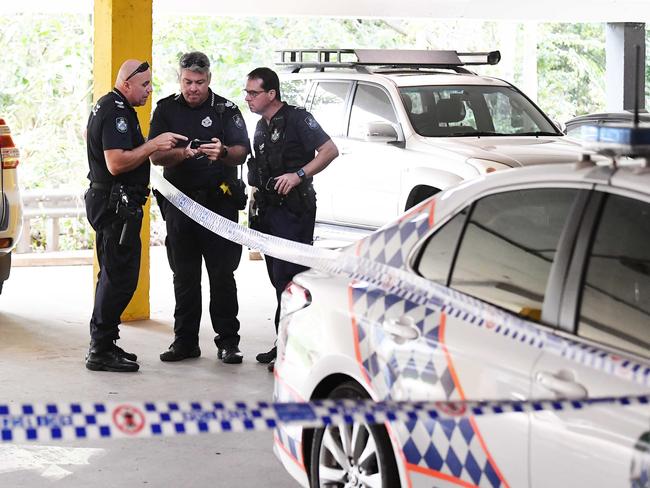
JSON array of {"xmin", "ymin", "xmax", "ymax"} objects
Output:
[
  {"xmin": 232, "ymin": 114, "xmax": 245, "ymax": 129},
  {"xmin": 156, "ymin": 94, "xmax": 179, "ymax": 105},
  {"xmin": 224, "ymin": 99, "xmax": 235, "ymax": 108},
  {"xmin": 305, "ymin": 115, "xmax": 319, "ymax": 130},
  {"xmin": 115, "ymin": 117, "xmax": 128, "ymax": 133},
  {"xmin": 91, "ymin": 103, "xmax": 101, "ymax": 117},
  {"xmin": 295, "ymin": 106, "xmax": 306, "ymax": 111},
  {"xmin": 114, "ymin": 100, "xmax": 125, "ymax": 109}
]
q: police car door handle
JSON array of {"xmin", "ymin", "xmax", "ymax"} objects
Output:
[
  {"xmin": 535, "ymin": 370, "xmax": 588, "ymax": 399},
  {"xmin": 382, "ymin": 315, "xmax": 420, "ymax": 342}
]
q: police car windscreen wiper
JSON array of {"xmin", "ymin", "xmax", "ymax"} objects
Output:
[{"xmin": 514, "ymin": 131, "xmax": 560, "ymax": 136}]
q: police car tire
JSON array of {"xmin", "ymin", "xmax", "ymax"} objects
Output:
[{"xmin": 309, "ymin": 381, "xmax": 400, "ymax": 488}]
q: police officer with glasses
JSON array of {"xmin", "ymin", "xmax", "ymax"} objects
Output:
[
  {"xmin": 245, "ymin": 67, "xmax": 338, "ymax": 370},
  {"xmin": 150, "ymin": 51, "xmax": 250, "ymax": 365},
  {"xmin": 85, "ymin": 59, "xmax": 186, "ymax": 372}
]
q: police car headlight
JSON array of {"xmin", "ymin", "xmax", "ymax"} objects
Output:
[
  {"xmin": 466, "ymin": 158, "xmax": 511, "ymax": 174},
  {"xmin": 280, "ymin": 281, "xmax": 312, "ymax": 319}
]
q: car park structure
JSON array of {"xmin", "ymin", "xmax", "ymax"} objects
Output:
[{"xmin": 277, "ymin": 48, "xmax": 591, "ymax": 245}]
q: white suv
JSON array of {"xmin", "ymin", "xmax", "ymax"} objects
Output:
[
  {"xmin": 0, "ymin": 118, "xmax": 23, "ymax": 293},
  {"xmin": 279, "ymin": 49, "xmax": 589, "ymax": 240}
]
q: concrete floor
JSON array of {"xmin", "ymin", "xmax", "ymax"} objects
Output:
[{"xmin": 0, "ymin": 247, "xmax": 298, "ymax": 487}]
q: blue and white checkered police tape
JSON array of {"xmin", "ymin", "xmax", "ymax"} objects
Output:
[
  {"xmin": 151, "ymin": 169, "xmax": 650, "ymax": 389},
  {"xmin": 2, "ymin": 394, "xmax": 648, "ymax": 443}
]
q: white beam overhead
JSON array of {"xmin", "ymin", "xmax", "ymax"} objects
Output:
[{"xmin": 7, "ymin": 0, "xmax": 650, "ymax": 22}]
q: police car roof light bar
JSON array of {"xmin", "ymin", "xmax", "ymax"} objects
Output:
[{"xmin": 276, "ymin": 48, "xmax": 501, "ymax": 73}]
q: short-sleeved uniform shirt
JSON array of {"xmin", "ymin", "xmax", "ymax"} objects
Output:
[
  {"xmin": 86, "ymin": 88, "xmax": 148, "ymax": 185},
  {"xmin": 149, "ymin": 89, "xmax": 250, "ymax": 191},
  {"xmin": 252, "ymin": 103, "xmax": 330, "ymax": 179}
]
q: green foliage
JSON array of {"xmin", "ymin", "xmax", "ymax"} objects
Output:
[
  {"xmin": 0, "ymin": 14, "xmax": 92, "ymax": 191},
  {"xmin": 537, "ymin": 23, "xmax": 606, "ymax": 121}
]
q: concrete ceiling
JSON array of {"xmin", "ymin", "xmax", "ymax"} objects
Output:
[{"xmin": 8, "ymin": 0, "xmax": 650, "ymax": 22}]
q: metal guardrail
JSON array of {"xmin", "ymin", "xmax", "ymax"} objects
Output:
[{"xmin": 18, "ymin": 189, "xmax": 86, "ymax": 253}]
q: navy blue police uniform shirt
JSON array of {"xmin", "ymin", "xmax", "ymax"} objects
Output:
[
  {"xmin": 86, "ymin": 88, "xmax": 148, "ymax": 185},
  {"xmin": 149, "ymin": 89, "xmax": 250, "ymax": 191},
  {"xmin": 253, "ymin": 103, "xmax": 330, "ymax": 178}
]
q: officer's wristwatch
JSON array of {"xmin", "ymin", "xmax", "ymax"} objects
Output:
[
  {"xmin": 296, "ymin": 168, "xmax": 306, "ymax": 181},
  {"xmin": 221, "ymin": 146, "xmax": 229, "ymax": 159}
]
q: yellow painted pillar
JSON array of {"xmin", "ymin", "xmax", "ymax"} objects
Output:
[{"xmin": 92, "ymin": 0, "xmax": 152, "ymax": 321}]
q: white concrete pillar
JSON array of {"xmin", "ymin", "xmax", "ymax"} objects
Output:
[{"xmin": 605, "ymin": 22, "xmax": 646, "ymax": 112}]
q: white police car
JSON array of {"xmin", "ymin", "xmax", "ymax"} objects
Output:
[
  {"xmin": 272, "ymin": 130, "xmax": 650, "ymax": 487},
  {"xmin": 279, "ymin": 49, "xmax": 591, "ymax": 245}
]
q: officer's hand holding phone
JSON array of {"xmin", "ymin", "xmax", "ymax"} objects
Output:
[{"xmin": 190, "ymin": 138, "xmax": 226, "ymax": 161}]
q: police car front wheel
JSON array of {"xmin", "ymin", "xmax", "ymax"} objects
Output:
[{"xmin": 309, "ymin": 381, "xmax": 400, "ymax": 488}]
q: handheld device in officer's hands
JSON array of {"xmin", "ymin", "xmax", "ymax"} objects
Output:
[{"xmin": 189, "ymin": 139, "xmax": 214, "ymax": 149}]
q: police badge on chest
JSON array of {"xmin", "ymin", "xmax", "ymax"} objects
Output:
[{"xmin": 270, "ymin": 128, "xmax": 280, "ymax": 143}]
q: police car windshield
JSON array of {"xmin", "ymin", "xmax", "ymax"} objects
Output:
[{"xmin": 399, "ymin": 85, "xmax": 560, "ymax": 137}]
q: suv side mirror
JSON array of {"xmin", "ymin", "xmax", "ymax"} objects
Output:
[{"xmin": 365, "ymin": 121, "xmax": 402, "ymax": 143}]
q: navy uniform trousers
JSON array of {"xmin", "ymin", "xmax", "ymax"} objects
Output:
[
  {"xmin": 86, "ymin": 188, "xmax": 141, "ymax": 349},
  {"xmin": 164, "ymin": 196, "xmax": 242, "ymax": 350},
  {"xmin": 261, "ymin": 204, "xmax": 316, "ymax": 331}
]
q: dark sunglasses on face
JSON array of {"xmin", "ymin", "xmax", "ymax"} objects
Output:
[
  {"xmin": 125, "ymin": 61, "xmax": 150, "ymax": 81},
  {"xmin": 180, "ymin": 58, "xmax": 208, "ymax": 69}
]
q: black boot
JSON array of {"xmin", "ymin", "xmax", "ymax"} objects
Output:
[
  {"xmin": 255, "ymin": 346, "xmax": 276, "ymax": 364},
  {"xmin": 86, "ymin": 345, "xmax": 139, "ymax": 372}
]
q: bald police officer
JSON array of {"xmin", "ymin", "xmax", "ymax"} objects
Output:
[
  {"xmin": 150, "ymin": 52, "xmax": 250, "ymax": 365},
  {"xmin": 85, "ymin": 59, "xmax": 186, "ymax": 372},
  {"xmin": 245, "ymin": 67, "xmax": 338, "ymax": 369}
]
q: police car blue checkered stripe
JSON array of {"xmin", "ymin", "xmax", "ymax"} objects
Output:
[
  {"xmin": 1, "ymin": 396, "xmax": 647, "ymax": 443},
  {"xmin": 151, "ymin": 170, "xmax": 650, "ymax": 389}
]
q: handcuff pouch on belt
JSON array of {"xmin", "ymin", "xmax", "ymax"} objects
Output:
[{"xmin": 109, "ymin": 183, "xmax": 149, "ymax": 246}]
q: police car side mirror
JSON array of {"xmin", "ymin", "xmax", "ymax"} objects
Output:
[{"xmin": 365, "ymin": 121, "xmax": 402, "ymax": 143}]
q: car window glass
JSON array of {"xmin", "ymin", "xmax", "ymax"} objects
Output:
[
  {"xmin": 308, "ymin": 81, "xmax": 350, "ymax": 137},
  {"xmin": 578, "ymin": 194, "xmax": 650, "ymax": 357},
  {"xmin": 450, "ymin": 188, "xmax": 579, "ymax": 322},
  {"xmin": 348, "ymin": 84, "xmax": 398, "ymax": 140},
  {"xmin": 415, "ymin": 209, "xmax": 468, "ymax": 285},
  {"xmin": 281, "ymin": 79, "xmax": 311, "ymax": 107},
  {"xmin": 398, "ymin": 85, "xmax": 556, "ymax": 137}
]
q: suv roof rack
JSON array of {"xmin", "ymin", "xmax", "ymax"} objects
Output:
[{"xmin": 276, "ymin": 48, "xmax": 501, "ymax": 74}]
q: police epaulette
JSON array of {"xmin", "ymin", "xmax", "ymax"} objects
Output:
[{"xmin": 156, "ymin": 94, "xmax": 179, "ymax": 105}]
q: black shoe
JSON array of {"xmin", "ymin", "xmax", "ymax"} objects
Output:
[
  {"xmin": 160, "ymin": 344, "xmax": 201, "ymax": 362},
  {"xmin": 114, "ymin": 344, "xmax": 137, "ymax": 362},
  {"xmin": 267, "ymin": 361, "xmax": 275, "ymax": 373},
  {"xmin": 85, "ymin": 342, "xmax": 137, "ymax": 362},
  {"xmin": 256, "ymin": 346, "xmax": 276, "ymax": 364},
  {"xmin": 218, "ymin": 346, "xmax": 243, "ymax": 364},
  {"xmin": 86, "ymin": 349, "xmax": 139, "ymax": 372}
]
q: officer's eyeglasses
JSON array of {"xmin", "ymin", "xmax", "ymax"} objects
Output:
[
  {"xmin": 125, "ymin": 61, "xmax": 150, "ymax": 81},
  {"xmin": 243, "ymin": 89, "xmax": 269, "ymax": 98},
  {"xmin": 180, "ymin": 58, "xmax": 209, "ymax": 69}
]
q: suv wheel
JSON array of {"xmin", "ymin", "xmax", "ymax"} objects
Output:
[{"xmin": 310, "ymin": 381, "xmax": 400, "ymax": 488}]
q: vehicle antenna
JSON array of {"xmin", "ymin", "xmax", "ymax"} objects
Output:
[{"xmin": 634, "ymin": 44, "xmax": 640, "ymax": 127}]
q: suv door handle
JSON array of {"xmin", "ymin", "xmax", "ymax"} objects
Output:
[
  {"xmin": 382, "ymin": 315, "xmax": 420, "ymax": 342},
  {"xmin": 535, "ymin": 370, "xmax": 588, "ymax": 399}
]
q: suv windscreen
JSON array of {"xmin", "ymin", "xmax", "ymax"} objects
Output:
[{"xmin": 399, "ymin": 85, "xmax": 559, "ymax": 137}]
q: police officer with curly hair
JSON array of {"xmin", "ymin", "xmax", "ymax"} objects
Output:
[
  {"xmin": 245, "ymin": 67, "xmax": 338, "ymax": 369},
  {"xmin": 150, "ymin": 52, "xmax": 250, "ymax": 365},
  {"xmin": 85, "ymin": 59, "xmax": 186, "ymax": 372}
]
